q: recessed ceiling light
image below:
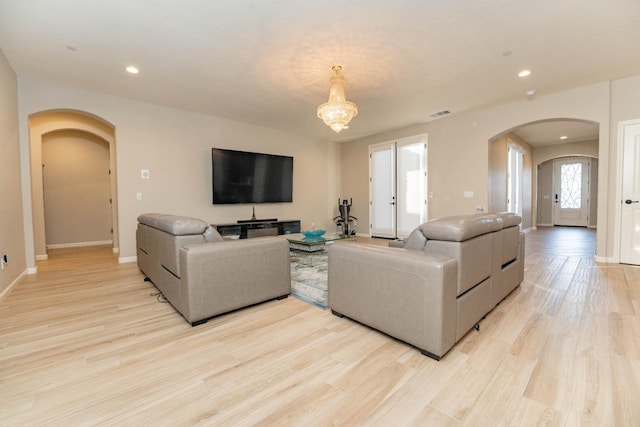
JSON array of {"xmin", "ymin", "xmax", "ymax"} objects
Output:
[
  {"xmin": 518, "ymin": 70, "xmax": 532, "ymax": 78},
  {"xmin": 125, "ymin": 66, "xmax": 140, "ymax": 74},
  {"xmin": 560, "ymin": 135, "xmax": 568, "ymax": 140},
  {"xmin": 526, "ymin": 90, "xmax": 536, "ymax": 97}
]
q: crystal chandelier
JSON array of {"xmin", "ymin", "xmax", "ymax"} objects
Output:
[{"xmin": 317, "ymin": 65, "xmax": 358, "ymax": 133}]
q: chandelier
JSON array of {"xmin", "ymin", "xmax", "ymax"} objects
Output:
[{"xmin": 317, "ymin": 65, "xmax": 358, "ymax": 133}]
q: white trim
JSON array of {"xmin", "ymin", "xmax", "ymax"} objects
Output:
[
  {"xmin": 46, "ymin": 240, "xmax": 113, "ymax": 249},
  {"xmin": 355, "ymin": 232, "xmax": 371, "ymax": 238},
  {"xmin": 118, "ymin": 256, "xmax": 137, "ymax": 264},
  {"xmin": 35, "ymin": 254, "xmax": 48, "ymax": 261},
  {"xmin": 112, "ymin": 247, "xmax": 119, "ymax": 254},
  {"xmin": 27, "ymin": 267, "xmax": 37, "ymax": 275},
  {"xmin": 595, "ymin": 255, "xmax": 616, "ymax": 264},
  {"xmin": 0, "ymin": 270, "xmax": 26, "ymax": 301},
  {"xmin": 536, "ymin": 223, "xmax": 553, "ymax": 227}
]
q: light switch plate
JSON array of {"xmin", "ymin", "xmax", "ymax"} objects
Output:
[
  {"xmin": 141, "ymin": 169, "xmax": 150, "ymax": 179},
  {"xmin": 464, "ymin": 191, "xmax": 474, "ymax": 198}
]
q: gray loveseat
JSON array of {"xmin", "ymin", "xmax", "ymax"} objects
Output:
[
  {"xmin": 136, "ymin": 213, "xmax": 291, "ymax": 325},
  {"xmin": 328, "ymin": 213, "xmax": 524, "ymax": 360}
]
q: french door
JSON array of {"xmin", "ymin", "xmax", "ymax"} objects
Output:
[
  {"xmin": 552, "ymin": 157, "xmax": 590, "ymax": 227},
  {"xmin": 369, "ymin": 135, "xmax": 427, "ymax": 239}
]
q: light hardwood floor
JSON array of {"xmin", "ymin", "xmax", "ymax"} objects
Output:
[{"xmin": 1, "ymin": 228, "xmax": 639, "ymax": 426}]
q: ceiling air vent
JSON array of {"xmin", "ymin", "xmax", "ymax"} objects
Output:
[{"xmin": 430, "ymin": 110, "xmax": 451, "ymax": 118}]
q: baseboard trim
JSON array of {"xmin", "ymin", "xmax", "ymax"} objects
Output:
[
  {"xmin": 594, "ymin": 255, "xmax": 616, "ymax": 264},
  {"xmin": 0, "ymin": 270, "xmax": 26, "ymax": 302},
  {"xmin": 36, "ymin": 254, "xmax": 48, "ymax": 261},
  {"xmin": 119, "ymin": 256, "xmax": 137, "ymax": 264},
  {"xmin": 112, "ymin": 247, "xmax": 120, "ymax": 254},
  {"xmin": 27, "ymin": 267, "xmax": 37, "ymax": 275},
  {"xmin": 46, "ymin": 240, "xmax": 113, "ymax": 249}
]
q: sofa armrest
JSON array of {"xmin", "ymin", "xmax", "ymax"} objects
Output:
[
  {"xmin": 328, "ymin": 243, "xmax": 458, "ymax": 358},
  {"xmin": 178, "ymin": 237, "xmax": 291, "ymax": 323}
]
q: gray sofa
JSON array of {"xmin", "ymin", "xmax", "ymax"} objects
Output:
[
  {"xmin": 136, "ymin": 213, "xmax": 291, "ymax": 326},
  {"xmin": 328, "ymin": 213, "xmax": 524, "ymax": 360}
]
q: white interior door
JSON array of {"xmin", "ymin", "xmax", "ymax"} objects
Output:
[
  {"xmin": 370, "ymin": 143, "xmax": 396, "ymax": 238},
  {"xmin": 507, "ymin": 145, "xmax": 523, "ymax": 216},
  {"xmin": 620, "ymin": 122, "xmax": 640, "ymax": 264},
  {"xmin": 396, "ymin": 137, "xmax": 427, "ymax": 238},
  {"xmin": 553, "ymin": 157, "xmax": 590, "ymax": 226}
]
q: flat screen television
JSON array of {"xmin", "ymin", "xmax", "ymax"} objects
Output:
[{"xmin": 211, "ymin": 148, "xmax": 293, "ymax": 204}]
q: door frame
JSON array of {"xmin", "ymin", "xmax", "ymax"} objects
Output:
[{"xmin": 615, "ymin": 118, "xmax": 640, "ymax": 263}]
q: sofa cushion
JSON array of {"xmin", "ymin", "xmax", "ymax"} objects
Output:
[
  {"xmin": 420, "ymin": 214, "xmax": 502, "ymax": 242},
  {"xmin": 203, "ymin": 225, "xmax": 224, "ymax": 242},
  {"xmin": 403, "ymin": 227, "xmax": 428, "ymax": 250},
  {"xmin": 137, "ymin": 213, "xmax": 209, "ymax": 236},
  {"xmin": 494, "ymin": 212, "xmax": 522, "ymax": 228}
]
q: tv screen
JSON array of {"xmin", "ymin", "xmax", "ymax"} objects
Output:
[{"xmin": 211, "ymin": 148, "xmax": 293, "ymax": 204}]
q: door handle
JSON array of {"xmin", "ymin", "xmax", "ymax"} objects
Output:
[{"xmin": 625, "ymin": 199, "xmax": 639, "ymax": 204}]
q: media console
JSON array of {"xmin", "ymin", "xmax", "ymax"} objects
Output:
[{"xmin": 214, "ymin": 220, "xmax": 301, "ymax": 239}]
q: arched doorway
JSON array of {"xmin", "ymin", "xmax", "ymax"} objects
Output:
[
  {"xmin": 488, "ymin": 118, "xmax": 599, "ymax": 231},
  {"xmin": 28, "ymin": 110, "xmax": 118, "ymax": 260}
]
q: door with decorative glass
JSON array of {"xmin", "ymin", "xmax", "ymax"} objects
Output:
[{"xmin": 552, "ymin": 157, "xmax": 590, "ymax": 226}]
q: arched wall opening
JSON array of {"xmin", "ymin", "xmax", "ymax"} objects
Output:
[
  {"xmin": 28, "ymin": 109, "xmax": 118, "ymax": 260},
  {"xmin": 488, "ymin": 118, "xmax": 599, "ymax": 231}
]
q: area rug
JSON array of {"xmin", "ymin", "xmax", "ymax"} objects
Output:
[{"xmin": 290, "ymin": 251, "xmax": 328, "ymax": 309}]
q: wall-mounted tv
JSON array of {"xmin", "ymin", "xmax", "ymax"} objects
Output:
[{"xmin": 211, "ymin": 148, "xmax": 293, "ymax": 204}]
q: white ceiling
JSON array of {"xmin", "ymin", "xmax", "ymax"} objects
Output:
[{"xmin": 0, "ymin": 0, "xmax": 639, "ymax": 143}]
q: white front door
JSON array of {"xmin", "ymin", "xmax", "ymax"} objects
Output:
[
  {"xmin": 553, "ymin": 157, "xmax": 590, "ymax": 227},
  {"xmin": 369, "ymin": 143, "xmax": 396, "ymax": 238},
  {"xmin": 619, "ymin": 121, "xmax": 640, "ymax": 264}
]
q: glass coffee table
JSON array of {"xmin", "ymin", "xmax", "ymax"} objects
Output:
[{"xmin": 285, "ymin": 233, "xmax": 351, "ymax": 253}]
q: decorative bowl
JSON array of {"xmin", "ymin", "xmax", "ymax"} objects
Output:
[{"xmin": 302, "ymin": 229, "xmax": 326, "ymax": 237}]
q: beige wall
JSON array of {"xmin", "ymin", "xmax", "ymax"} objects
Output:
[
  {"xmin": 18, "ymin": 77, "xmax": 339, "ymax": 266},
  {"xmin": 341, "ymin": 82, "xmax": 610, "ymax": 258},
  {"xmin": 42, "ymin": 130, "xmax": 112, "ymax": 247},
  {"xmin": 532, "ymin": 139, "xmax": 599, "ymax": 166},
  {"xmin": 488, "ymin": 133, "xmax": 533, "ymax": 229},
  {"xmin": 0, "ymin": 51, "xmax": 26, "ymax": 294}
]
